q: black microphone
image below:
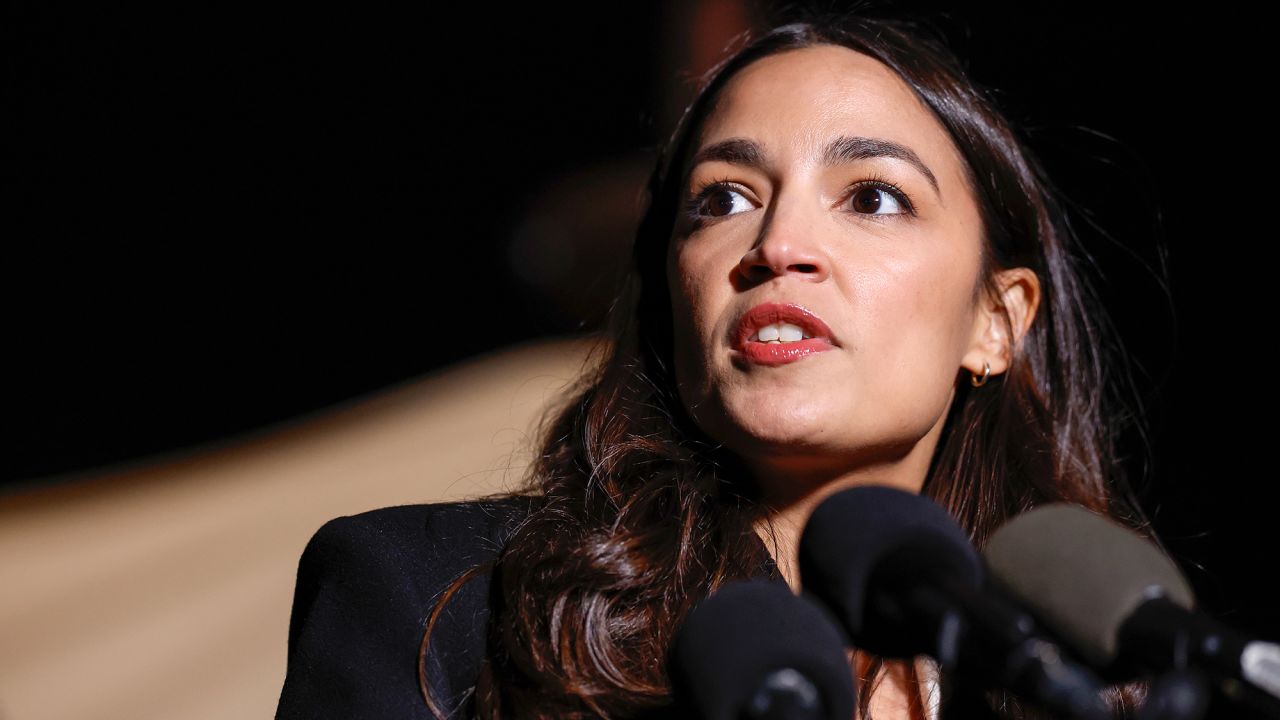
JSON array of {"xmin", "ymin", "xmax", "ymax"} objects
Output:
[
  {"xmin": 983, "ymin": 504, "xmax": 1280, "ymax": 716},
  {"xmin": 669, "ymin": 579, "xmax": 855, "ymax": 720},
  {"xmin": 798, "ymin": 484, "xmax": 1111, "ymax": 720}
]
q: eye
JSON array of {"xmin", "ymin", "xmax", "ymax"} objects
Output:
[
  {"xmin": 846, "ymin": 179, "xmax": 916, "ymax": 218},
  {"xmin": 684, "ymin": 180, "xmax": 756, "ymax": 221}
]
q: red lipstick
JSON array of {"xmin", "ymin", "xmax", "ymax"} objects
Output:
[{"xmin": 732, "ymin": 303, "xmax": 836, "ymax": 367}]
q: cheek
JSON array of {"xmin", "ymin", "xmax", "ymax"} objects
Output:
[
  {"xmin": 667, "ymin": 249, "xmax": 712, "ymax": 389},
  {"xmin": 669, "ymin": 247, "xmax": 718, "ymax": 348},
  {"xmin": 868, "ymin": 257, "xmax": 976, "ymax": 387}
]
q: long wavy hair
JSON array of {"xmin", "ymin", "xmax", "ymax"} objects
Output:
[{"xmin": 421, "ymin": 11, "xmax": 1158, "ymax": 720}]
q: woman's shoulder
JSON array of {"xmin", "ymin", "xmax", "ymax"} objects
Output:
[
  {"xmin": 323, "ymin": 493, "xmax": 540, "ymax": 535},
  {"xmin": 290, "ymin": 494, "xmax": 540, "ymax": 622},
  {"xmin": 276, "ymin": 494, "xmax": 541, "ymax": 720},
  {"xmin": 311, "ymin": 494, "xmax": 540, "ymax": 567}
]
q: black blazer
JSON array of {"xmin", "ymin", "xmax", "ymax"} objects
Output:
[
  {"xmin": 274, "ymin": 495, "xmax": 790, "ymax": 720},
  {"xmin": 275, "ymin": 495, "xmax": 539, "ymax": 720}
]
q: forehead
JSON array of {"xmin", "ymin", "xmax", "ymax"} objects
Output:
[{"xmin": 691, "ymin": 44, "xmax": 967, "ymax": 190}]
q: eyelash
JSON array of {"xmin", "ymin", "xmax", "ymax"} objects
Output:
[{"xmin": 682, "ymin": 172, "xmax": 917, "ymax": 224}]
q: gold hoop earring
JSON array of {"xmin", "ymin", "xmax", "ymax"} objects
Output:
[{"xmin": 971, "ymin": 360, "xmax": 991, "ymax": 387}]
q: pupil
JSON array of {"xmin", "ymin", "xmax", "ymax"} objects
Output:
[
  {"xmin": 710, "ymin": 191, "xmax": 735, "ymax": 216},
  {"xmin": 853, "ymin": 188, "xmax": 881, "ymax": 213}
]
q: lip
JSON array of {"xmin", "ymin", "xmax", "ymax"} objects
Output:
[{"xmin": 731, "ymin": 302, "xmax": 837, "ymax": 366}]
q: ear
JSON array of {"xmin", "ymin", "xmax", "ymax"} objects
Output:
[{"xmin": 962, "ymin": 267, "xmax": 1041, "ymax": 379}]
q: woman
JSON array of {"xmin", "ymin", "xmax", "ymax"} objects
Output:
[{"xmin": 276, "ymin": 11, "xmax": 1157, "ymax": 720}]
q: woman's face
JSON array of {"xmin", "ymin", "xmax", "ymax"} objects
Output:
[{"xmin": 666, "ymin": 44, "xmax": 996, "ymax": 493}]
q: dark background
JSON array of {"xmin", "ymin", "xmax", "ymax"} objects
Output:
[{"xmin": 6, "ymin": 0, "xmax": 1275, "ymax": 693}]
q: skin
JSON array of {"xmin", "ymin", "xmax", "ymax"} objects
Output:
[
  {"xmin": 666, "ymin": 43, "xmax": 1040, "ymax": 718},
  {"xmin": 665, "ymin": 39, "xmax": 1039, "ymax": 683}
]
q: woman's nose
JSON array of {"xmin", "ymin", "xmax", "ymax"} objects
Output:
[{"xmin": 736, "ymin": 203, "xmax": 830, "ymax": 285}]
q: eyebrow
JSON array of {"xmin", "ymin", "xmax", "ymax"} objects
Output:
[{"xmin": 689, "ymin": 135, "xmax": 941, "ymax": 200}]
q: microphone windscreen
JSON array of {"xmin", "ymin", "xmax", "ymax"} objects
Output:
[
  {"xmin": 797, "ymin": 485, "xmax": 982, "ymax": 643},
  {"xmin": 982, "ymin": 503, "xmax": 1194, "ymax": 668},
  {"xmin": 669, "ymin": 579, "xmax": 854, "ymax": 720}
]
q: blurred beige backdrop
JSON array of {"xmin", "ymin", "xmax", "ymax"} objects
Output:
[{"xmin": 0, "ymin": 335, "xmax": 602, "ymax": 720}]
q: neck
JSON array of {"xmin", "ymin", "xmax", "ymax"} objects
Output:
[
  {"xmin": 744, "ymin": 385, "xmax": 958, "ymax": 591},
  {"xmin": 749, "ymin": 449, "xmax": 932, "ymax": 591}
]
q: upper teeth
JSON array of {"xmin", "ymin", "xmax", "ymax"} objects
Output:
[{"xmin": 752, "ymin": 322, "xmax": 811, "ymax": 343}]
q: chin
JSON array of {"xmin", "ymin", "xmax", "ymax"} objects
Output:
[
  {"xmin": 684, "ymin": 387, "xmax": 841, "ymax": 449},
  {"xmin": 721, "ymin": 406, "xmax": 835, "ymax": 455}
]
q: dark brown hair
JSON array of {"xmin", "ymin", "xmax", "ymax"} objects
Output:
[{"xmin": 421, "ymin": 10, "xmax": 1157, "ymax": 719}]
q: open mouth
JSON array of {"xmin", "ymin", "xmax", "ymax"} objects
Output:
[{"xmin": 733, "ymin": 303, "xmax": 836, "ymax": 366}]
